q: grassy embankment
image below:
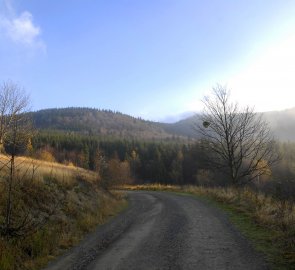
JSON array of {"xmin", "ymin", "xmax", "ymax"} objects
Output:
[
  {"xmin": 0, "ymin": 155, "xmax": 127, "ymax": 270},
  {"xmin": 124, "ymin": 184, "xmax": 295, "ymax": 270}
]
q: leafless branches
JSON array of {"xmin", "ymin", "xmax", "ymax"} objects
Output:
[
  {"xmin": 198, "ymin": 85, "xmax": 278, "ymax": 185},
  {"xmin": 0, "ymin": 80, "xmax": 30, "ymax": 153},
  {"xmin": 0, "ymin": 81, "xmax": 60, "ymax": 239}
]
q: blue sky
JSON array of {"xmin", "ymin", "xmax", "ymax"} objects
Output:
[{"xmin": 0, "ymin": 0, "xmax": 295, "ymax": 121}]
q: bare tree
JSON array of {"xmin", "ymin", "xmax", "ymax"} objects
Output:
[
  {"xmin": 0, "ymin": 81, "xmax": 64, "ymax": 239},
  {"xmin": 0, "ymin": 81, "xmax": 32, "ymax": 237},
  {"xmin": 198, "ymin": 85, "xmax": 278, "ymax": 186},
  {"xmin": 0, "ymin": 81, "xmax": 30, "ymax": 152}
]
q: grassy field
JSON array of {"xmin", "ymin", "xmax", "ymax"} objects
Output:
[
  {"xmin": 0, "ymin": 155, "xmax": 127, "ymax": 270},
  {"xmin": 0, "ymin": 154, "xmax": 97, "ymax": 185},
  {"xmin": 123, "ymin": 184, "xmax": 295, "ymax": 270}
]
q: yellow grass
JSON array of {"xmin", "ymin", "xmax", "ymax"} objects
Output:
[
  {"xmin": 0, "ymin": 154, "xmax": 127, "ymax": 270},
  {"xmin": 0, "ymin": 154, "xmax": 97, "ymax": 185}
]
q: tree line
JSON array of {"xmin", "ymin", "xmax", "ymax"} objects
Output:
[
  {"xmin": 29, "ymin": 131, "xmax": 295, "ymax": 199},
  {"xmin": 32, "ymin": 132, "xmax": 194, "ymax": 185}
]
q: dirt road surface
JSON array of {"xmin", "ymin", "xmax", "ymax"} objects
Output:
[{"xmin": 44, "ymin": 191, "xmax": 268, "ymax": 270}]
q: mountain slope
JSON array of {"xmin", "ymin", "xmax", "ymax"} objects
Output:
[
  {"xmin": 263, "ymin": 108, "xmax": 295, "ymax": 141},
  {"xmin": 31, "ymin": 107, "xmax": 295, "ymax": 141},
  {"xmin": 165, "ymin": 108, "xmax": 295, "ymax": 141},
  {"xmin": 161, "ymin": 114, "xmax": 200, "ymax": 138},
  {"xmin": 31, "ymin": 108, "xmax": 179, "ymax": 140}
]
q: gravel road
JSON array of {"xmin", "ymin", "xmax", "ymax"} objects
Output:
[{"xmin": 44, "ymin": 191, "xmax": 269, "ymax": 270}]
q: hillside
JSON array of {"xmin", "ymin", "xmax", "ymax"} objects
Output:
[
  {"xmin": 263, "ymin": 108, "xmax": 295, "ymax": 141},
  {"xmin": 162, "ymin": 114, "xmax": 200, "ymax": 138},
  {"xmin": 164, "ymin": 108, "xmax": 295, "ymax": 141},
  {"xmin": 31, "ymin": 107, "xmax": 295, "ymax": 141},
  {"xmin": 31, "ymin": 108, "xmax": 180, "ymax": 140},
  {"xmin": 0, "ymin": 154, "xmax": 125, "ymax": 270}
]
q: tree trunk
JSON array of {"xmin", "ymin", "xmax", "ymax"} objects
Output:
[{"xmin": 5, "ymin": 155, "xmax": 14, "ymax": 236}]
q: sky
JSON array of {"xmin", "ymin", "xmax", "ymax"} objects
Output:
[{"xmin": 0, "ymin": 0, "xmax": 295, "ymax": 122}]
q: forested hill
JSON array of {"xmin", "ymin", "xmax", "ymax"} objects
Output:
[
  {"xmin": 31, "ymin": 107, "xmax": 295, "ymax": 141},
  {"xmin": 31, "ymin": 107, "xmax": 195, "ymax": 140}
]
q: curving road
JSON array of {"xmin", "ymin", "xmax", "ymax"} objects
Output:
[{"xmin": 44, "ymin": 191, "xmax": 268, "ymax": 270}]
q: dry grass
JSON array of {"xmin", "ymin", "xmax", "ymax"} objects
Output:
[
  {"xmin": 124, "ymin": 184, "xmax": 295, "ymax": 233},
  {"xmin": 123, "ymin": 184, "xmax": 295, "ymax": 269},
  {"xmin": 0, "ymin": 154, "xmax": 97, "ymax": 186},
  {"xmin": 0, "ymin": 155, "xmax": 126, "ymax": 270}
]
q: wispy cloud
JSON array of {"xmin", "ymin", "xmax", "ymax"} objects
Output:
[{"xmin": 0, "ymin": 0, "xmax": 45, "ymax": 51}]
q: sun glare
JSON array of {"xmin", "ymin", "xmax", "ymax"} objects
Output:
[{"xmin": 228, "ymin": 33, "xmax": 295, "ymax": 112}]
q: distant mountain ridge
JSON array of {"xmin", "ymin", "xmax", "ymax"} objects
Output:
[
  {"xmin": 162, "ymin": 107, "xmax": 295, "ymax": 141},
  {"xmin": 263, "ymin": 107, "xmax": 295, "ymax": 141},
  {"xmin": 31, "ymin": 107, "xmax": 183, "ymax": 140},
  {"xmin": 31, "ymin": 107, "xmax": 295, "ymax": 141}
]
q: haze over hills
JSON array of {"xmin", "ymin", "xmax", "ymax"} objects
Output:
[
  {"xmin": 31, "ymin": 107, "xmax": 295, "ymax": 141},
  {"xmin": 162, "ymin": 107, "xmax": 295, "ymax": 141},
  {"xmin": 158, "ymin": 111, "xmax": 197, "ymax": 124},
  {"xmin": 263, "ymin": 107, "xmax": 295, "ymax": 141}
]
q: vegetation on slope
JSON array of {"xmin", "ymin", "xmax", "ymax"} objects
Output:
[
  {"xmin": 0, "ymin": 157, "xmax": 126, "ymax": 270},
  {"xmin": 31, "ymin": 108, "xmax": 184, "ymax": 140}
]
